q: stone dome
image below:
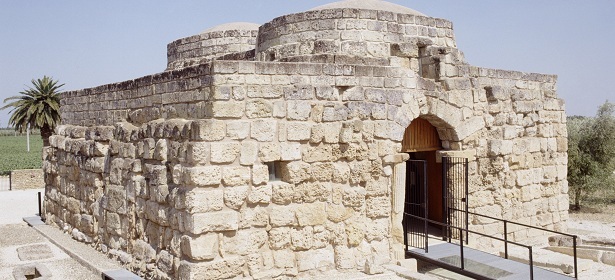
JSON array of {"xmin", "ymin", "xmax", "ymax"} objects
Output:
[
  {"xmin": 310, "ymin": 0, "xmax": 426, "ymax": 16},
  {"xmin": 202, "ymin": 22, "xmax": 260, "ymax": 33}
]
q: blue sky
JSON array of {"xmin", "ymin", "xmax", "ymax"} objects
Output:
[{"xmin": 1, "ymin": 1, "xmax": 614, "ymax": 127}]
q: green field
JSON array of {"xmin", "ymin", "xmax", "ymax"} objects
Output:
[{"xmin": 0, "ymin": 135, "xmax": 44, "ymax": 175}]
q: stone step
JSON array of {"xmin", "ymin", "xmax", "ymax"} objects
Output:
[{"xmin": 501, "ymin": 246, "xmax": 593, "ymax": 275}]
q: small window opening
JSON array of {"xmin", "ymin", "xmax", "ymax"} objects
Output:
[{"xmin": 266, "ymin": 162, "xmax": 282, "ymax": 182}]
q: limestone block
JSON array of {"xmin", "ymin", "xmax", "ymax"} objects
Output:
[
  {"xmin": 211, "ymin": 101, "xmax": 245, "ymax": 118},
  {"xmin": 273, "ymin": 101, "xmax": 286, "ymax": 118},
  {"xmin": 335, "ymin": 245, "xmax": 356, "ymax": 269},
  {"xmin": 311, "ymin": 162, "xmax": 333, "ymax": 181},
  {"xmin": 271, "ymin": 182, "xmax": 294, "ymax": 205},
  {"xmin": 222, "ymin": 166, "xmax": 251, "ymax": 186},
  {"xmin": 252, "ymin": 165, "xmax": 269, "ymax": 186},
  {"xmin": 268, "ymin": 227, "xmax": 291, "ymax": 250},
  {"xmin": 343, "ymin": 187, "xmax": 366, "ymax": 208},
  {"xmin": 185, "ymin": 188, "xmax": 223, "ymax": 213},
  {"xmin": 178, "ymin": 257, "xmax": 245, "ymax": 280},
  {"xmin": 296, "ymin": 248, "xmax": 334, "ymax": 272},
  {"xmin": 322, "ymin": 105, "xmax": 349, "ymax": 122},
  {"xmin": 104, "ymin": 185, "xmax": 127, "ymax": 214},
  {"xmin": 293, "ymin": 181, "xmax": 331, "ymax": 203},
  {"xmin": 291, "ymin": 226, "xmax": 314, "ymax": 251},
  {"xmin": 246, "ymin": 99, "xmax": 273, "ymax": 118},
  {"xmin": 190, "ymin": 120, "xmax": 226, "ymax": 141},
  {"xmin": 366, "ymin": 197, "xmax": 391, "ymax": 218},
  {"xmin": 296, "ymin": 202, "xmax": 327, "ymax": 226},
  {"xmin": 226, "ymin": 121, "xmax": 250, "ymax": 140},
  {"xmin": 287, "ymin": 101, "xmax": 312, "ymax": 121},
  {"xmin": 287, "ymin": 122, "xmax": 312, "ymax": 141},
  {"xmin": 185, "ymin": 211, "xmax": 239, "ymax": 234},
  {"xmin": 186, "ymin": 142, "xmax": 209, "ymax": 164},
  {"xmin": 345, "ymin": 218, "xmax": 365, "ymax": 246},
  {"xmin": 156, "ymin": 250, "xmax": 174, "ymax": 274},
  {"xmin": 301, "ymin": 145, "xmax": 334, "ymax": 163},
  {"xmin": 273, "ymin": 250, "xmax": 296, "ymax": 269},
  {"xmin": 280, "ymin": 142, "xmax": 301, "ymax": 161},
  {"xmin": 133, "ymin": 239, "xmax": 157, "ymax": 262},
  {"xmin": 247, "ymin": 184, "xmax": 272, "ymax": 205},
  {"xmin": 210, "ymin": 142, "xmax": 240, "ymax": 164},
  {"xmin": 516, "ymin": 168, "xmax": 543, "ymax": 186},
  {"xmin": 366, "ymin": 177, "xmax": 389, "ymax": 197},
  {"xmin": 221, "ymin": 229, "xmax": 268, "ymax": 256},
  {"xmin": 259, "ymin": 143, "xmax": 281, "ymax": 162},
  {"xmin": 251, "ymin": 120, "xmax": 277, "ymax": 142},
  {"xmin": 520, "ymin": 184, "xmax": 542, "ymax": 202},
  {"xmin": 365, "ymin": 218, "xmax": 388, "ymax": 242},
  {"xmin": 240, "ymin": 141, "xmax": 258, "ymax": 166},
  {"xmin": 183, "ymin": 166, "xmax": 221, "ymax": 187},
  {"xmin": 269, "ymin": 205, "xmax": 297, "ymax": 227},
  {"xmin": 331, "ymin": 162, "xmax": 350, "ymax": 183},
  {"xmin": 181, "ymin": 233, "xmax": 218, "ymax": 261},
  {"xmin": 154, "ymin": 139, "xmax": 168, "ymax": 162},
  {"xmin": 323, "ymin": 123, "xmax": 342, "ymax": 143},
  {"xmin": 488, "ymin": 140, "xmax": 513, "ymax": 156},
  {"xmin": 327, "ymin": 203, "xmax": 354, "ymax": 223},
  {"xmin": 224, "ymin": 186, "xmax": 249, "ymax": 210},
  {"xmin": 106, "ymin": 212, "xmax": 122, "ymax": 235},
  {"xmin": 280, "ymin": 161, "xmax": 312, "ymax": 183}
]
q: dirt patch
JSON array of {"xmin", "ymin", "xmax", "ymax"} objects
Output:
[{"xmin": 569, "ymin": 204, "xmax": 615, "ymax": 224}]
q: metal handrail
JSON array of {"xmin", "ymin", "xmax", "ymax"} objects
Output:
[
  {"xmin": 405, "ymin": 212, "xmax": 535, "ymax": 280},
  {"xmin": 450, "ymin": 208, "xmax": 578, "ymax": 279}
]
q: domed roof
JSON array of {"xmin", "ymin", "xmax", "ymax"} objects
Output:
[
  {"xmin": 310, "ymin": 0, "xmax": 425, "ymax": 16},
  {"xmin": 202, "ymin": 22, "xmax": 260, "ymax": 33}
]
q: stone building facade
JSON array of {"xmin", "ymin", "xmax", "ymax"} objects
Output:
[{"xmin": 43, "ymin": 1, "xmax": 568, "ymax": 279}]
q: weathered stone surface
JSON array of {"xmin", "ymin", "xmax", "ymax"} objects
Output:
[
  {"xmin": 185, "ymin": 211, "xmax": 239, "ymax": 234},
  {"xmin": 183, "ymin": 166, "xmax": 221, "ymax": 186}
]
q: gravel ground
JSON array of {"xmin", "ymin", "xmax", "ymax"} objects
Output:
[{"xmin": 0, "ymin": 190, "xmax": 99, "ymax": 280}]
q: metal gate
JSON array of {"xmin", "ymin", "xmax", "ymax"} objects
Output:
[
  {"xmin": 403, "ymin": 160, "xmax": 428, "ymax": 251},
  {"xmin": 442, "ymin": 157, "xmax": 469, "ymax": 242}
]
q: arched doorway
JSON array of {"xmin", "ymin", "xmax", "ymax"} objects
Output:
[{"xmin": 402, "ymin": 118, "xmax": 443, "ymax": 228}]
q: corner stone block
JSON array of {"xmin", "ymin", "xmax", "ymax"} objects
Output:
[
  {"xmin": 190, "ymin": 120, "xmax": 226, "ymax": 141},
  {"xmin": 186, "ymin": 142, "xmax": 209, "ymax": 165},
  {"xmin": 210, "ymin": 142, "xmax": 240, "ymax": 164},
  {"xmin": 185, "ymin": 211, "xmax": 239, "ymax": 234},
  {"xmin": 185, "ymin": 188, "xmax": 224, "ymax": 213},
  {"xmin": 181, "ymin": 234, "xmax": 218, "ymax": 261},
  {"xmin": 178, "ymin": 257, "xmax": 245, "ymax": 280},
  {"xmin": 183, "ymin": 166, "xmax": 221, "ymax": 187}
]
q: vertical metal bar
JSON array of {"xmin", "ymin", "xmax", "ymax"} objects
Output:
[
  {"xmin": 573, "ymin": 236, "xmax": 578, "ymax": 279},
  {"xmin": 442, "ymin": 157, "xmax": 447, "ymax": 241},
  {"xmin": 37, "ymin": 191, "xmax": 42, "ymax": 217},
  {"xmin": 465, "ymin": 158, "xmax": 469, "ymax": 244},
  {"xmin": 423, "ymin": 161, "xmax": 429, "ymax": 253},
  {"xmin": 460, "ymin": 227, "xmax": 465, "ymax": 270},
  {"xmin": 504, "ymin": 220, "xmax": 509, "ymax": 259},
  {"xmin": 9, "ymin": 172, "xmax": 12, "ymax": 191},
  {"xmin": 529, "ymin": 246, "xmax": 534, "ymax": 280}
]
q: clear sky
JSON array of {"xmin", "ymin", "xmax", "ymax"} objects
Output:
[{"xmin": 1, "ymin": 1, "xmax": 614, "ymax": 127}]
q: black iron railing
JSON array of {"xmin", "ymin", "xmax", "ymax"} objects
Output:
[
  {"xmin": 405, "ymin": 212, "xmax": 535, "ymax": 280},
  {"xmin": 450, "ymin": 208, "xmax": 578, "ymax": 279}
]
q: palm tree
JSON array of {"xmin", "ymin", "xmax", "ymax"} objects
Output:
[{"xmin": 1, "ymin": 76, "xmax": 63, "ymax": 146}]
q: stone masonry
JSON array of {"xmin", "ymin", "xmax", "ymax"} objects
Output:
[{"xmin": 43, "ymin": 1, "xmax": 568, "ymax": 279}]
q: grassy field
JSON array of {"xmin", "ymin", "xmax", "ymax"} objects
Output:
[{"xmin": 0, "ymin": 135, "xmax": 43, "ymax": 175}]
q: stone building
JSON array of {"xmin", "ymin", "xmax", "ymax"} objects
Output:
[{"xmin": 42, "ymin": 0, "xmax": 568, "ymax": 279}]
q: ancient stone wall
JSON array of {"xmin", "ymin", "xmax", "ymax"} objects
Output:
[{"xmin": 44, "ymin": 4, "xmax": 568, "ymax": 280}]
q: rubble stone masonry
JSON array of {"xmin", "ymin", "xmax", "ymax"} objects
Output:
[{"xmin": 43, "ymin": 2, "xmax": 568, "ymax": 279}]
